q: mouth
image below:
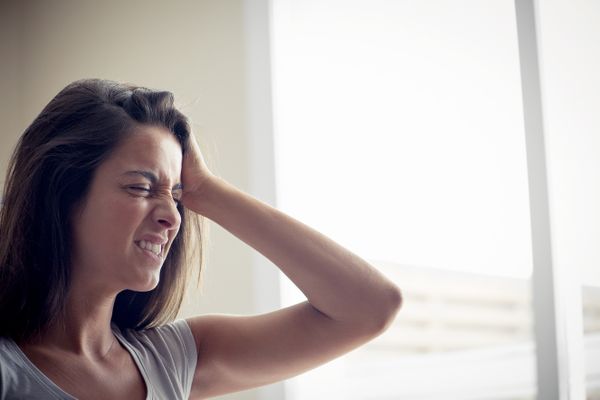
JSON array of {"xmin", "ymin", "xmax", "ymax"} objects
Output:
[{"xmin": 135, "ymin": 239, "xmax": 164, "ymax": 259}]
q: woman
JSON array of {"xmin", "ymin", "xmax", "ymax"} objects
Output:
[{"xmin": 0, "ymin": 79, "xmax": 402, "ymax": 399}]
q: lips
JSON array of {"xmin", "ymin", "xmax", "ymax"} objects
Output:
[{"xmin": 134, "ymin": 233, "xmax": 168, "ymax": 261}]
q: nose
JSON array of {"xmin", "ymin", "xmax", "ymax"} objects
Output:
[{"xmin": 153, "ymin": 198, "xmax": 182, "ymax": 231}]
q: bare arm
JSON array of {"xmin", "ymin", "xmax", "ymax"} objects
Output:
[{"xmin": 181, "ymin": 135, "xmax": 402, "ymax": 399}]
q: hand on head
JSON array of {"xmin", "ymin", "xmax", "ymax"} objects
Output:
[{"xmin": 181, "ymin": 133, "xmax": 216, "ymax": 208}]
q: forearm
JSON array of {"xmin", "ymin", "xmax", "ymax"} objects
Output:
[{"xmin": 186, "ymin": 176, "xmax": 402, "ymax": 330}]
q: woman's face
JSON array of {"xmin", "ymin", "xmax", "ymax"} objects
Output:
[{"xmin": 71, "ymin": 125, "xmax": 183, "ymax": 294}]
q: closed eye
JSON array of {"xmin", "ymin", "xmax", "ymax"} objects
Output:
[
  {"xmin": 128, "ymin": 185, "xmax": 181, "ymax": 205},
  {"xmin": 127, "ymin": 186, "xmax": 152, "ymax": 197},
  {"xmin": 129, "ymin": 186, "xmax": 151, "ymax": 192}
]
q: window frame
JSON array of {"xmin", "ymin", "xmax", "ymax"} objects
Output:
[{"xmin": 514, "ymin": 0, "xmax": 585, "ymax": 398}]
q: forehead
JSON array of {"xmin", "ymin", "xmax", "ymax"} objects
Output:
[{"xmin": 104, "ymin": 125, "xmax": 183, "ymax": 181}]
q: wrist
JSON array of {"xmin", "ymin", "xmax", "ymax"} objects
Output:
[{"xmin": 181, "ymin": 174, "xmax": 226, "ymax": 216}]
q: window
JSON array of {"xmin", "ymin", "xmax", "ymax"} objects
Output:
[{"xmin": 262, "ymin": 0, "xmax": 598, "ymax": 398}]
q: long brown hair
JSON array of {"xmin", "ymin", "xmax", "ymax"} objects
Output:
[{"xmin": 0, "ymin": 79, "xmax": 204, "ymax": 341}]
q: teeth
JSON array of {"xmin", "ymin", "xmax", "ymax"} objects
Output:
[{"xmin": 138, "ymin": 240, "xmax": 161, "ymax": 256}]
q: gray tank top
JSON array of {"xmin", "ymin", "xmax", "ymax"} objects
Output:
[{"xmin": 0, "ymin": 319, "xmax": 197, "ymax": 399}]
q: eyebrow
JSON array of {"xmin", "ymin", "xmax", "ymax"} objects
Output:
[{"xmin": 122, "ymin": 170, "xmax": 183, "ymax": 190}]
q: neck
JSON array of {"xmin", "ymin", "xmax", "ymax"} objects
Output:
[{"xmin": 23, "ymin": 283, "xmax": 119, "ymax": 361}]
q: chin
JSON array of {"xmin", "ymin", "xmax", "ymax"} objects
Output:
[{"xmin": 127, "ymin": 274, "xmax": 161, "ymax": 293}]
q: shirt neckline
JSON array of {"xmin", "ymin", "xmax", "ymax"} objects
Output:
[
  {"xmin": 9, "ymin": 338, "xmax": 78, "ymax": 399},
  {"xmin": 8, "ymin": 325, "xmax": 152, "ymax": 400}
]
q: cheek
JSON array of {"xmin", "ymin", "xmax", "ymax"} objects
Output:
[
  {"xmin": 110, "ymin": 198, "xmax": 146, "ymax": 223},
  {"xmin": 72, "ymin": 200, "xmax": 150, "ymax": 274},
  {"xmin": 77, "ymin": 197, "xmax": 147, "ymax": 247}
]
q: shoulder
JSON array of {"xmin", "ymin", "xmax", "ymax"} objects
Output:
[
  {"xmin": 0, "ymin": 336, "xmax": 22, "ymax": 383},
  {"xmin": 113, "ymin": 319, "xmax": 197, "ymax": 368},
  {"xmin": 112, "ymin": 320, "xmax": 198, "ymax": 398},
  {"xmin": 0, "ymin": 336, "xmax": 51, "ymax": 399}
]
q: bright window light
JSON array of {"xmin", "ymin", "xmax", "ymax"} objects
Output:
[{"xmin": 272, "ymin": 0, "xmax": 532, "ymax": 281}]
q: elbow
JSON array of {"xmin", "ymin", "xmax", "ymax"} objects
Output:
[
  {"xmin": 383, "ymin": 283, "xmax": 403, "ymax": 329},
  {"xmin": 366, "ymin": 282, "xmax": 403, "ymax": 336},
  {"xmin": 389, "ymin": 283, "xmax": 403, "ymax": 315}
]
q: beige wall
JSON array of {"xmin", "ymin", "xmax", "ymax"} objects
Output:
[
  {"xmin": 0, "ymin": 1, "xmax": 22, "ymax": 180},
  {"xmin": 0, "ymin": 1, "xmax": 261, "ymax": 399}
]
